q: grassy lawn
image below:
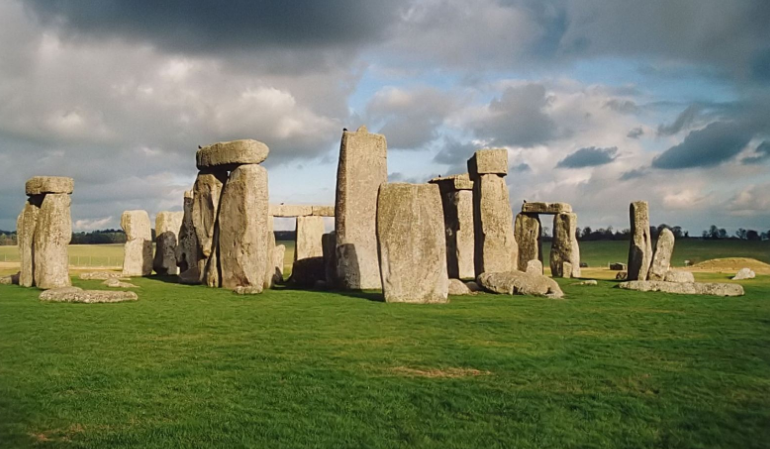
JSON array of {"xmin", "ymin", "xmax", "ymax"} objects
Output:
[{"xmin": 1, "ymin": 274, "xmax": 769, "ymax": 448}]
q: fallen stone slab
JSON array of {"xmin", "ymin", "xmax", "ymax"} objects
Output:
[
  {"xmin": 478, "ymin": 271, "xmax": 564, "ymax": 298},
  {"xmin": 101, "ymin": 279, "xmax": 138, "ymax": 288},
  {"xmin": 25, "ymin": 176, "xmax": 74, "ymax": 195},
  {"xmin": 79, "ymin": 271, "xmax": 127, "ymax": 280},
  {"xmin": 732, "ymin": 268, "xmax": 756, "ymax": 280},
  {"xmin": 521, "ymin": 202, "xmax": 572, "ymax": 215},
  {"xmin": 664, "ymin": 271, "xmax": 695, "ymax": 283},
  {"xmin": 448, "ymin": 279, "xmax": 474, "ymax": 295},
  {"xmin": 616, "ymin": 280, "xmax": 744, "ymax": 297},
  {"xmin": 196, "ymin": 139, "xmax": 269, "ymax": 169},
  {"xmin": 40, "ymin": 287, "xmax": 138, "ymax": 303}
]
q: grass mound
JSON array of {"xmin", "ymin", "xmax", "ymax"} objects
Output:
[{"xmin": 688, "ymin": 257, "xmax": 770, "ymax": 274}]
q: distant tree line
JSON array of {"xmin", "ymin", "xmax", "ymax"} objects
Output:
[{"xmin": 701, "ymin": 225, "xmax": 768, "ymax": 241}]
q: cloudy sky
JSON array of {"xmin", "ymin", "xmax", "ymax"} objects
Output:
[{"xmin": 1, "ymin": 0, "xmax": 769, "ymax": 234}]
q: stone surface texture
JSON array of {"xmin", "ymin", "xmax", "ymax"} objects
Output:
[
  {"xmin": 196, "ymin": 139, "xmax": 269, "ymax": 169},
  {"xmin": 477, "ymin": 271, "xmax": 564, "ymax": 298},
  {"xmin": 514, "ymin": 213, "xmax": 541, "ymax": 272},
  {"xmin": 665, "ymin": 271, "xmax": 695, "ymax": 283},
  {"xmin": 269, "ymin": 204, "xmax": 335, "ymax": 217},
  {"xmin": 25, "ymin": 176, "xmax": 74, "ymax": 195},
  {"xmin": 521, "ymin": 202, "xmax": 572, "ymax": 215},
  {"xmin": 430, "ymin": 175, "xmax": 475, "ymax": 279},
  {"xmin": 217, "ymin": 164, "xmax": 269, "ymax": 291},
  {"xmin": 80, "ymin": 271, "xmax": 126, "ymax": 280},
  {"xmin": 322, "ymin": 232, "xmax": 336, "ymax": 285},
  {"xmin": 176, "ymin": 191, "xmax": 201, "ymax": 281},
  {"xmin": 448, "ymin": 278, "xmax": 474, "ymax": 295},
  {"xmin": 376, "ymin": 183, "xmax": 448, "ymax": 303},
  {"xmin": 468, "ymin": 149, "xmax": 508, "ymax": 177},
  {"xmin": 17, "ymin": 200, "xmax": 40, "ymax": 287},
  {"xmin": 627, "ymin": 201, "xmax": 653, "ymax": 281},
  {"xmin": 153, "ymin": 211, "xmax": 184, "ymax": 275},
  {"xmin": 121, "ymin": 210, "xmax": 153, "ymax": 277},
  {"xmin": 102, "ymin": 279, "xmax": 138, "ymax": 288},
  {"xmin": 732, "ymin": 268, "xmax": 756, "ymax": 280},
  {"xmin": 470, "ymin": 171, "xmax": 517, "ymax": 276},
  {"xmin": 334, "ymin": 125, "xmax": 387, "ymax": 290},
  {"xmin": 290, "ymin": 216, "xmax": 326, "ymax": 286},
  {"xmin": 33, "ymin": 194, "xmax": 72, "ymax": 289},
  {"xmin": 272, "ymin": 244, "xmax": 286, "ymax": 285},
  {"xmin": 618, "ymin": 280, "xmax": 744, "ymax": 297},
  {"xmin": 526, "ymin": 259, "xmax": 543, "ymax": 274},
  {"xmin": 40, "ymin": 287, "xmax": 138, "ymax": 303},
  {"xmin": 648, "ymin": 228, "xmax": 675, "ymax": 281},
  {"xmin": 550, "ymin": 213, "xmax": 581, "ymax": 278}
]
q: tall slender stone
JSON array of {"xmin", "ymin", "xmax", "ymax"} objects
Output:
[
  {"xmin": 514, "ymin": 213, "xmax": 541, "ymax": 273},
  {"xmin": 17, "ymin": 199, "xmax": 41, "ymax": 287},
  {"xmin": 468, "ymin": 150, "xmax": 517, "ymax": 276},
  {"xmin": 628, "ymin": 201, "xmax": 653, "ymax": 281},
  {"xmin": 649, "ymin": 228, "xmax": 675, "ymax": 281},
  {"xmin": 334, "ymin": 125, "xmax": 387, "ymax": 290},
  {"xmin": 263, "ymin": 216, "xmax": 277, "ymax": 289},
  {"xmin": 376, "ymin": 183, "xmax": 448, "ymax": 303},
  {"xmin": 217, "ymin": 164, "xmax": 269, "ymax": 291},
  {"xmin": 322, "ymin": 232, "xmax": 337, "ymax": 285},
  {"xmin": 34, "ymin": 194, "xmax": 72, "ymax": 289},
  {"xmin": 121, "ymin": 210, "xmax": 153, "ymax": 277},
  {"xmin": 176, "ymin": 190, "xmax": 201, "ymax": 282},
  {"xmin": 429, "ymin": 174, "xmax": 475, "ymax": 280},
  {"xmin": 153, "ymin": 211, "xmax": 184, "ymax": 275},
  {"xmin": 290, "ymin": 216, "xmax": 326, "ymax": 286},
  {"xmin": 192, "ymin": 171, "xmax": 227, "ymax": 285},
  {"xmin": 550, "ymin": 213, "xmax": 581, "ymax": 278}
]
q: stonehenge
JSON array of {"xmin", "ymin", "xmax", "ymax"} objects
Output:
[
  {"xmin": 627, "ymin": 201, "xmax": 652, "ymax": 281},
  {"xmin": 17, "ymin": 176, "xmax": 74, "ymax": 289},
  {"xmin": 334, "ymin": 125, "xmax": 388, "ymax": 290},
  {"xmin": 468, "ymin": 149, "xmax": 518, "ymax": 276},
  {"xmin": 376, "ymin": 183, "xmax": 448, "ymax": 303},
  {"xmin": 514, "ymin": 213, "xmax": 541, "ymax": 273},
  {"xmin": 153, "ymin": 211, "xmax": 184, "ymax": 275},
  {"xmin": 176, "ymin": 190, "xmax": 201, "ymax": 282},
  {"xmin": 514, "ymin": 202, "xmax": 580, "ymax": 278},
  {"xmin": 550, "ymin": 212, "xmax": 581, "ymax": 278},
  {"xmin": 429, "ymin": 174, "xmax": 475, "ymax": 280},
  {"xmin": 121, "ymin": 210, "xmax": 153, "ymax": 277}
]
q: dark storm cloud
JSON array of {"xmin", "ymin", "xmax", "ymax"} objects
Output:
[
  {"xmin": 24, "ymin": 0, "xmax": 404, "ymax": 54},
  {"xmin": 556, "ymin": 146, "xmax": 617, "ymax": 169},
  {"xmin": 652, "ymin": 121, "xmax": 752, "ymax": 169},
  {"xmin": 657, "ymin": 104, "xmax": 702, "ymax": 136},
  {"xmin": 742, "ymin": 141, "xmax": 770, "ymax": 164}
]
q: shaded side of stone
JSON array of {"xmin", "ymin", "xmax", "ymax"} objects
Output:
[
  {"xmin": 514, "ymin": 213, "xmax": 541, "ymax": 272},
  {"xmin": 550, "ymin": 213, "xmax": 581, "ymax": 278},
  {"xmin": 322, "ymin": 232, "xmax": 337, "ymax": 286},
  {"xmin": 627, "ymin": 201, "xmax": 652, "ymax": 281},
  {"xmin": 290, "ymin": 216, "xmax": 326, "ymax": 287},
  {"xmin": 153, "ymin": 211, "xmax": 184, "ymax": 275},
  {"xmin": 17, "ymin": 199, "xmax": 40, "ymax": 287}
]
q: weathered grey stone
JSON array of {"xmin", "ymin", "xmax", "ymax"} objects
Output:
[
  {"xmin": 609, "ymin": 262, "xmax": 626, "ymax": 271},
  {"xmin": 176, "ymin": 190, "xmax": 201, "ymax": 282},
  {"xmin": 153, "ymin": 211, "xmax": 184, "ymax": 275},
  {"xmin": 196, "ymin": 139, "xmax": 269, "ymax": 170},
  {"xmin": 732, "ymin": 268, "xmax": 756, "ymax": 280},
  {"xmin": 430, "ymin": 175, "xmax": 475, "ymax": 280},
  {"xmin": 192, "ymin": 171, "xmax": 227, "ymax": 259},
  {"xmin": 550, "ymin": 213, "xmax": 581, "ymax": 278},
  {"xmin": 526, "ymin": 259, "xmax": 543, "ymax": 274},
  {"xmin": 335, "ymin": 125, "xmax": 387, "ymax": 290},
  {"xmin": 665, "ymin": 271, "xmax": 695, "ymax": 283},
  {"xmin": 34, "ymin": 194, "xmax": 72, "ymax": 289},
  {"xmin": 648, "ymin": 228, "xmax": 674, "ymax": 281},
  {"xmin": 521, "ymin": 202, "xmax": 572, "ymax": 215},
  {"xmin": 465, "ymin": 281, "xmax": 481, "ymax": 292},
  {"xmin": 515, "ymin": 213, "xmax": 541, "ymax": 272},
  {"xmin": 102, "ymin": 278, "xmax": 138, "ymax": 288},
  {"xmin": 25, "ymin": 176, "xmax": 74, "ymax": 195},
  {"xmin": 218, "ymin": 164, "xmax": 269, "ymax": 291},
  {"xmin": 40, "ymin": 287, "xmax": 138, "ymax": 303},
  {"xmin": 289, "ymin": 216, "xmax": 326, "ymax": 286},
  {"xmin": 263, "ymin": 216, "xmax": 276, "ymax": 289},
  {"xmin": 268, "ymin": 204, "xmax": 335, "ymax": 217},
  {"xmin": 467, "ymin": 149, "xmax": 508, "ymax": 177},
  {"xmin": 376, "ymin": 183, "xmax": 448, "ymax": 303},
  {"xmin": 448, "ymin": 278, "xmax": 474, "ymax": 295},
  {"xmin": 322, "ymin": 232, "xmax": 336, "ymax": 285},
  {"xmin": 616, "ymin": 271, "xmax": 628, "ymax": 280},
  {"xmin": 272, "ymin": 244, "xmax": 286, "ymax": 285},
  {"xmin": 470, "ymin": 172, "xmax": 517, "ymax": 276},
  {"xmin": 0, "ymin": 273, "xmax": 19, "ymax": 285},
  {"xmin": 617, "ymin": 280, "xmax": 744, "ymax": 297},
  {"xmin": 121, "ymin": 210, "xmax": 152, "ymax": 277},
  {"xmin": 79, "ymin": 271, "xmax": 126, "ymax": 280},
  {"xmin": 477, "ymin": 271, "xmax": 564, "ymax": 298},
  {"xmin": 627, "ymin": 201, "xmax": 652, "ymax": 281},
  {"xmin": 17, "ymin": 199, "xmax": 40, "ymax": 287}
]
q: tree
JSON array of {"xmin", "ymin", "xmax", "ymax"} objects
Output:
[{"xmin": 747, "ymin": 229, "xmax": 760, "ymax": 241}]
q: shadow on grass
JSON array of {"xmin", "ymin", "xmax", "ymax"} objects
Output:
[{"xmin": 274, "ymin": 283, "xmax": 384, "ymax": 302}]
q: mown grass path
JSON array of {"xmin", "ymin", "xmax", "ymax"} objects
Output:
[{"xmin": 1, "ymin": 275, "xmax": 769, "ymax": 448}]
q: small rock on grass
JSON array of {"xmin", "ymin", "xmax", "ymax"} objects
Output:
[
  {"xmin": 101, "ymin": 278, "xmax": 139, "ymax": 288},
  {"xmin": 571, "ymin": 280, "xmax": 598, "ymax": 286},
  {"xmin": 732, "ymin": 268, "xmax": 756, "ymax": 280}
]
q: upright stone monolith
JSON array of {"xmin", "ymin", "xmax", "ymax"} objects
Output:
[
  {"xmin": 628, "ymin": 201, "xmax": 653, "ymax": 281},
  {"xmin": 153, "ymin": 211, "xmax": 184, "ymax": 275},
  {"xmin": 121, "ymin": 210, "xmax": 153, "ymax": 277},
  {"xmin": 334, "ymin": 125, "xmax": 387, "ymax": 290},
  {"xmin": 322, "ymin": 232, "xmax": 337, "ymax": 286},
  {"xmin": 514, "ymin": 213, "xmax": 541, "ymax": 273},
  {"xmin": 33, "ymin": 194, "xmax": 72, "ymax": 289},
  {"xmin": 17, "ymin": 199, "xmax": 41, "ymax": 287},
  {"xmin": 376, "ymin": 183, "xmax": 448, "ymax": 303},
  {"xmin": 550, "ymin": 212, "xmax": 581, "ymax": 278},
  {"xmin": 290, "ymin": 216, "xmax": 326, "ymax": 286},
  {"xmin": 192, "ymin": 171, "xmax": 227, "ymax": 286},
  {"xmin": 468, "ymin": 149, "xmax": 517, "ymax": 276},
  {"xmin": 217, "ymin": 164, "xmax": 269, "ymax": 291},
  {"xmin": 429, "ymin": 174, "xmax": 475, "ymax": 280},
  {"xmin": 263, "ymin": 216, "xmax": 277, "ymax": 289},
  {"xmin": 648, "ymin": 228, "xmax": 675, "ymax": 281},
  {"xmin": 176, "ymin": 190, "xmax": 201, "ymax": 282}
]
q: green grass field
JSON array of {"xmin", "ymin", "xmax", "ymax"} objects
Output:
[{"xmin": 1, "ymin": 272, "xmax": 770, "ymax": 448}]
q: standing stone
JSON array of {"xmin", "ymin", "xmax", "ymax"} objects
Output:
[
  {"xmin": 153, "ymin": 211, "xmax": 184, "ymax": 275},
  {"xmin": 514, "ymin": 213, "xmax": 541, "ymax": 272},
  {"xmin": 192, "ymin": 171, "xmax": 227, "ymax": 286},
  {"xmin": 376, "ymin": 183, "xmax": 448, "ymax": 303},
  {"xmin": 290, "ymin": 216, "xmax": 326, "ymax": 286},
  {"xmin": 429, "ymin": 174, "xmax": 475, "ymax": 280},
  {"xmin": 468, "ymin": 150, "xmax": 517, "ymax": 276},
  {"xmin": 17, "ymin": 199, "xmax": 41, "ymax": 287},
  {"xmin": 217, "ymin": 164, "xmax": 269, "ymax": 291},
  {"xmin": 34, "ymin": 194, "xmax": 72, "ymax": 289},
  {"xmin": 272, "ymin": 244, "xmax": 286, "ymax": 285},
  {"xmin": 176, "ymin": 190, "xmax": 201, "ymax": 282},
  {"xmin": 322, "ymin": 232, "xmax": 337, "ymax": 286},
  {"xmin": 648, "ymin": 228, "xmax": 675, "ymax": 281},
  {"xmin": 263, "ymin": 216, "xmax": 277, "ymax": 289},
  {"xmin": 121, "ymin": 210, "xmax": 152, "ymax": 277},
  {"xmin": 628, "ymin": 201, "xmax": 653, "ymax": 281},
  {"xmin": 550, "ymin": 213, "xmax": 581, "ymax": 278},
  {"xmin": 334, "ymin": 125, "xmax": 387, "ymax": 290}
]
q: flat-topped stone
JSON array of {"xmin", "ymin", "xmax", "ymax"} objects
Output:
[
  {"xmin": 196, "ymin": 139, "xmax": 269, "ymax": 169},
  {"xmin": 428, "ymin": 173, "xmax": 474, "ymax": 191},
  {"xmin": 269, "ymin": 204, "xmax": 335, "ymax": 217},
  {"xmin": 467, "ymin": 149, "xmax": 508, "ymax": 177},
  {"xmin": 617, "ymin": 280, "xmax": 744, "ymax": 297},
  {"xmin": 39, "ymin": 287, "xmax": 138, "ymax": 303},
  {"xmin": 521, "ymin": 202, "xmax": 572, "ymax": 214},
  {"xmin": 25, "ymin": 176, "xmax": 74, "ymax": 195}
]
